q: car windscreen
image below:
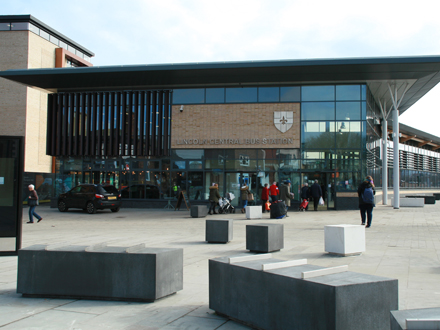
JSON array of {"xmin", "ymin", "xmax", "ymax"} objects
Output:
[{"xmin": 98, "ymin": 186, "xmax": 118, "ymax": 195}]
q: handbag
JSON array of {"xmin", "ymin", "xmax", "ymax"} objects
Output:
[
  {"xmin": 29, "ymin": 199, "xmax": 38, "ymax": 206},
  {"xmin": 247, "ymin": 193, "xmax": 254, "ymax": 202},
  {"xmin": 319, "ymin": 197, "xmax": 324, "ymax": 205}
]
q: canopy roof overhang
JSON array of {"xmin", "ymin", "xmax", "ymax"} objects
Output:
[{"xmin": 2, "ymin": 55, "xmax": 440, "ymax": 115}]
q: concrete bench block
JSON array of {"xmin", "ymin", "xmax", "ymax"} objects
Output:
[
  {"xmin": 405, "ymin": 195, "xmax": 436, "ymax": 204},
  {"xmin": 245, "ymin": 205, "xmax": 262, "ymax": 219},
  {"xmin": 325, "ymin": 224, "xmax": 365, "ymax": 256},
  {"xmin": 391, "ymin": 197, "xmax": 424, "ymax": 207},
  {"xmin": 246, "ymin": 223, "xmax": 283, "ymax": 253},
  {"xmin": 17, "ymin": 244, "xmax": 183, "ymax": 302},
  {"xmin": 206, "ymin": 219, "xmax": 233, "ymax": 243},
  {"xmin": 391, "ymin": 307, "xmax": 440, "ymax": 330},
  {"xmin": 433, "ymin": 193, "xmax": 440, "ymax": 201},
  {"xmin": 191, "ymin": 205, "xmax": 208, "ymax": 218},
  {"xmin": 209, "ymin": 256, "xmax": 398, "ymax": 330}
]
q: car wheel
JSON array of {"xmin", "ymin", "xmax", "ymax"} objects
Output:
[
  {"xmin": 58, "ymin": 200, "xmax": 68, "ymax": 212},
  {"xmin": 111, "ymin": 207, "xmax": 120, "ymax": 212},
  {"xmin": 86, "ymin": 201, "xmax": 97, "ymax": 214}
]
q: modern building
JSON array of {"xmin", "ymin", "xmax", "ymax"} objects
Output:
[
  {"xmin": 2, "ymin": 16, "xmax": 440, "ymax": 210},
  {"xmin": 0, "ymin": 15, "xmax": 93, "ymax": 201}
]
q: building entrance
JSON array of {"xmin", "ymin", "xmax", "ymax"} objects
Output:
[{"xmin": 301, "ymin": 172, "xmax": 335, "ymax": 210}]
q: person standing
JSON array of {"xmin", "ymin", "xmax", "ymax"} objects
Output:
[
  {"xmin": 269, "ymin": 181, "xmax": 279, "ymax": 202},
  {"xmin": 208, "ymin": 183, "xmax": 221, "ymax": 215},
  {"xmin": 300, "ymin": 183, "xmax": 310, "ymax": 210},
  {"xmin": 279, "ymin": 180, "xmax": 294, "ymax": 217},
  {"xmin": 27, "ymin": 184, "xmax": 42, "ymax": 223},
  {"xmin": 240, "ymin": 181, "xmax": 250, "ymax": 213},
  {"xmin": 261, "ymin": 183, "xmax": 270, "ymax": 213},
  {"xmin": 358, "ymin": 176, "xmax": 376, "ymax": 228},
  {"xmin": 310, "ymin": 180, "xmax": 322, "ymax": 211}
]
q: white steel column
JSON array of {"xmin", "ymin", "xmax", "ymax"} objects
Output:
[
  {"xmin": 388, "ymin": 83, "xmax": 410, "ymax": 209},
  {"xmin": 392, "ymin": 107, "xmax": 400, "ymax": 208},
  {"xmin": 378, "ymin": 100, "xmax": 389, "ymax": 206},
  {"xmin": 382, "ymin": 118, "xmax": 388, "ymax": 205}
]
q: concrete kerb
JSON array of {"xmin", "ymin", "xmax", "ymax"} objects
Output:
[{"xmin": 1, "ymin": 203, "xmax": 440, "ymax": 329}]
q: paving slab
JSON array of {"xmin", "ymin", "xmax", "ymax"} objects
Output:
[{"xmin": 0, "ymin": 199, "xmax": 439, "ymax": 329}]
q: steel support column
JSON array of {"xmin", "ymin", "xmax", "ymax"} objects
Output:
[{"xmin": 382, "ymin": 118, "xmax": 388, "ymax": 205}]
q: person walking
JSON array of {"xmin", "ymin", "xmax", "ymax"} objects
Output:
[
  {"xmin": 208, "ymin": 183, "xmax": 221, "ymax": 215},
  {"xmin": 310, "ymin": 180, "xmax": 322, "ymax": 211},
  {"xmin": 279, "ymin": 180, "xmax": 294, "ymax": 217},
  {"xmin": 300, "ymin": 183, "xmax": 310, "ymax": 210},
  {"xmin": 240, "ymin": 181, "xmax": 250, "ymax": 213},
  {"xmin": 261, "ymin": 183, "xmax": 270, "ymax": 213},
  {"xmin": 269, "ymin": 181, "xmax": 279, "ymax": 202},
  {"xmin": 358, "ymin": 176, "xmax": 376, "ymax": 228},
  {"xmin": 27, "ymin": 184, "xmax": 42, "ymax": 223}
]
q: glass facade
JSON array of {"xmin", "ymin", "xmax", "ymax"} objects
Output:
[
  {"xmin": 53, "ymin": 83, "xmax": 440, "ymax": 209},
  {"xmin": 54, "ymin": 84, "xmax": 375, "ymax": 209}
]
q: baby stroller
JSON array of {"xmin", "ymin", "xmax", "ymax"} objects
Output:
[
  {"xmin": 299, "ymin": 199, "xmax": 309, "ymax": 211},
  {"xmin": 218, "ymin": 192, "xmax": 236, "ymax": 214}
]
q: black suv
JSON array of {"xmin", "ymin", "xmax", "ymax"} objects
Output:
[{"xmin": 58, "ymin": 184, "xmax": 122, "ymax": 214}]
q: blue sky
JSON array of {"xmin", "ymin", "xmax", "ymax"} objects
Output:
[{"xmin": 2, "ymin": 0, "xmax": 440, "ymax": 135}]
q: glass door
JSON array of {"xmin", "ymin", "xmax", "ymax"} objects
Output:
[{"xmin": 301, "ymin": 171, "xmax": 335, "ymax": 210}]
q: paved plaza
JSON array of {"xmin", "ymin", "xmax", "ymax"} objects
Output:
[{"xmin": 1, "ymin": 201, "xmax": 440, "ymax": 329}]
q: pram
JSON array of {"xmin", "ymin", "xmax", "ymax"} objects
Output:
[
  {"xmin": 299, "ymin": 198, "xmax": 309, "ymax": 211},
  {"xmin": 218, "ymin": 192, "xmax": 236, "ymax": 214}
]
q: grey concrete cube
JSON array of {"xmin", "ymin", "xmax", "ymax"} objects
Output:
[
  {"xmin": 191, "ymin": 205, "xmax": 209, "ymax": 218},
  {"xmin": 209, "ymin": 256, "xmax": 398, "ymax": 330},
  {"xmin": 391, "ymin": 308, "xmax": 440, "ymax": 330},
  {"xmin": 246, "ymin": 223, "xmax": 283, "ymax": 252},
  {"xmin": 17, "ymin": 244, "xmax": 183, "ymax": 302},
  {"xmin": 433, "ymin": 193, "xmax": 440, "ymax": 201},
  {"xmin": 206, "ymin": 219, "xmax": 233, "ymax": 243}
]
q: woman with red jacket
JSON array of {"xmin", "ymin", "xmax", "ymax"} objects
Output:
[{"xmin": 261, "ymin": 183, "xmax": 270, "ymax": 213}]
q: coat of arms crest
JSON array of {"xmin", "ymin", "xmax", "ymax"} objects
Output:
[{"xmin": 274, "ymin": 111, "xmax": 293, "ymax": 133}]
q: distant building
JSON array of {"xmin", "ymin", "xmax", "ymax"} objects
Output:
[{"xmin": 2, "ymin": 15, "xmax": 440, "ymax": 210}]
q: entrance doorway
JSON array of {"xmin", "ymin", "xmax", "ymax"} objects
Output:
[
  {"xmin": 301, "ymin": 172, "xmax": 335, "ymax": 210},
  {"xmin": 225, "ymin": 172, "xmax": 258, "ymax": 207}
]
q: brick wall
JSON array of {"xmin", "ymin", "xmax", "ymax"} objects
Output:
[
  {"xmin": 171, "ymin": 103, "xmax": 300, "ymax": 149},
  {"xmin": 0, "ymin": 31, "xmax": 56, "ymax": 173}
]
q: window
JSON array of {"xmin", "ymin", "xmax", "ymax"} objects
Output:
[
  {"xmin": 258, "ymin": 87, "xmax": 279, "ymax": 102},
  {"xmin": 173, "ymin": 89, "xmax": 205, "ymax": 104},
  {"xmin": 0, "ymin": 23, "xmax": 10, "ymax": 31},
  {"xmin": 302, "ymin": 86, "xmax": 335, "ymax": 101},
  {"xmin": 206, "ymin": 88, "xmax": 225, "ymax": 103},
  {"xmin": 225, "ymin": 87, "xmax": 257, "ymax": 103},
  {"xmin": 336, "ymin": 85, "xmax": 361, "ymax": 101},
  {"xmin": 302, "ymin": 121, "xmax": 336, "ymax": 148},
  {"xmin": 10, "ymin": 22, "xmax": 29, "ymax": 30},
  {"xmin": 50, "ymin": 35, "xmax": 59, "ymax": 46},
  {"xmin": 280, "ymin": 87, "xmax": 300, "ymax": 102},
  {"xmin": 301, "ymin": 102, "xmax": 335, "ymax": 121},
  {"xmin": 39, "ymin": 29, "xmax": 50, "ymax": 40},
  {"xmin": 336, "ymin": 102, "xmax": 360, "ymax": 121}
]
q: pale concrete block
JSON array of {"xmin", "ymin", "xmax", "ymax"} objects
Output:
[
  {"xmin": 245, "ymin": 205, "xmax": 262, "ymax": 219},
  {"xmin": 391, "ymin": 308, "xmax": 440, "ymax": 330},
  {"xmin": 325, "ymin": 224, "xmax": 365, "ymax": 256},
  {"xmin": 391, "ymin": 198, "xmax": 424, "ymax": 207}
]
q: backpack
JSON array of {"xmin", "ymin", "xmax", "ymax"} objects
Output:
[{"xmin": 362, "ymin": 187, "xmax": 374, "ymax": 204}]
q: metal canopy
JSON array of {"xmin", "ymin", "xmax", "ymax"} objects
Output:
[{"xmin": 2, "ymin": 55, "xmax": 440, "ymax": 115}]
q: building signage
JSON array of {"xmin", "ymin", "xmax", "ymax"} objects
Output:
[
  {"xmin": 175, "ymin": 138, "xmax": 294, "ymax": 146},
  {"xmin": 274, "ymin": 111, "xmax": 293, "ymax": 133}
]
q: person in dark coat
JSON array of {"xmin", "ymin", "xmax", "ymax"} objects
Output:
[
  {"xmin": 261, "ymin": 183, "xmax": 270, "ymax": 213},
  {"xmin": 300, "ymin": 183, "xmax": 310, "ymax": 210},
  {"xmin": 310, "ymin": 180, "xmax": 322, "ymax": 211},
  {"xmin": 208, "ymin": 183, "xmax": 221, "ymax": 215},
  {"xmin": 358, "ymin": 176, "xmax": 376, "ymax": 228},
  {"xmin": 27, "ymin": 184, "xmax": 43, "ymax": 223}
]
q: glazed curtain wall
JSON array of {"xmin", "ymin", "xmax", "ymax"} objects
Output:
[{"xmin": 47, "ymin": 90, "xmax": 171, "ymax": 157}]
